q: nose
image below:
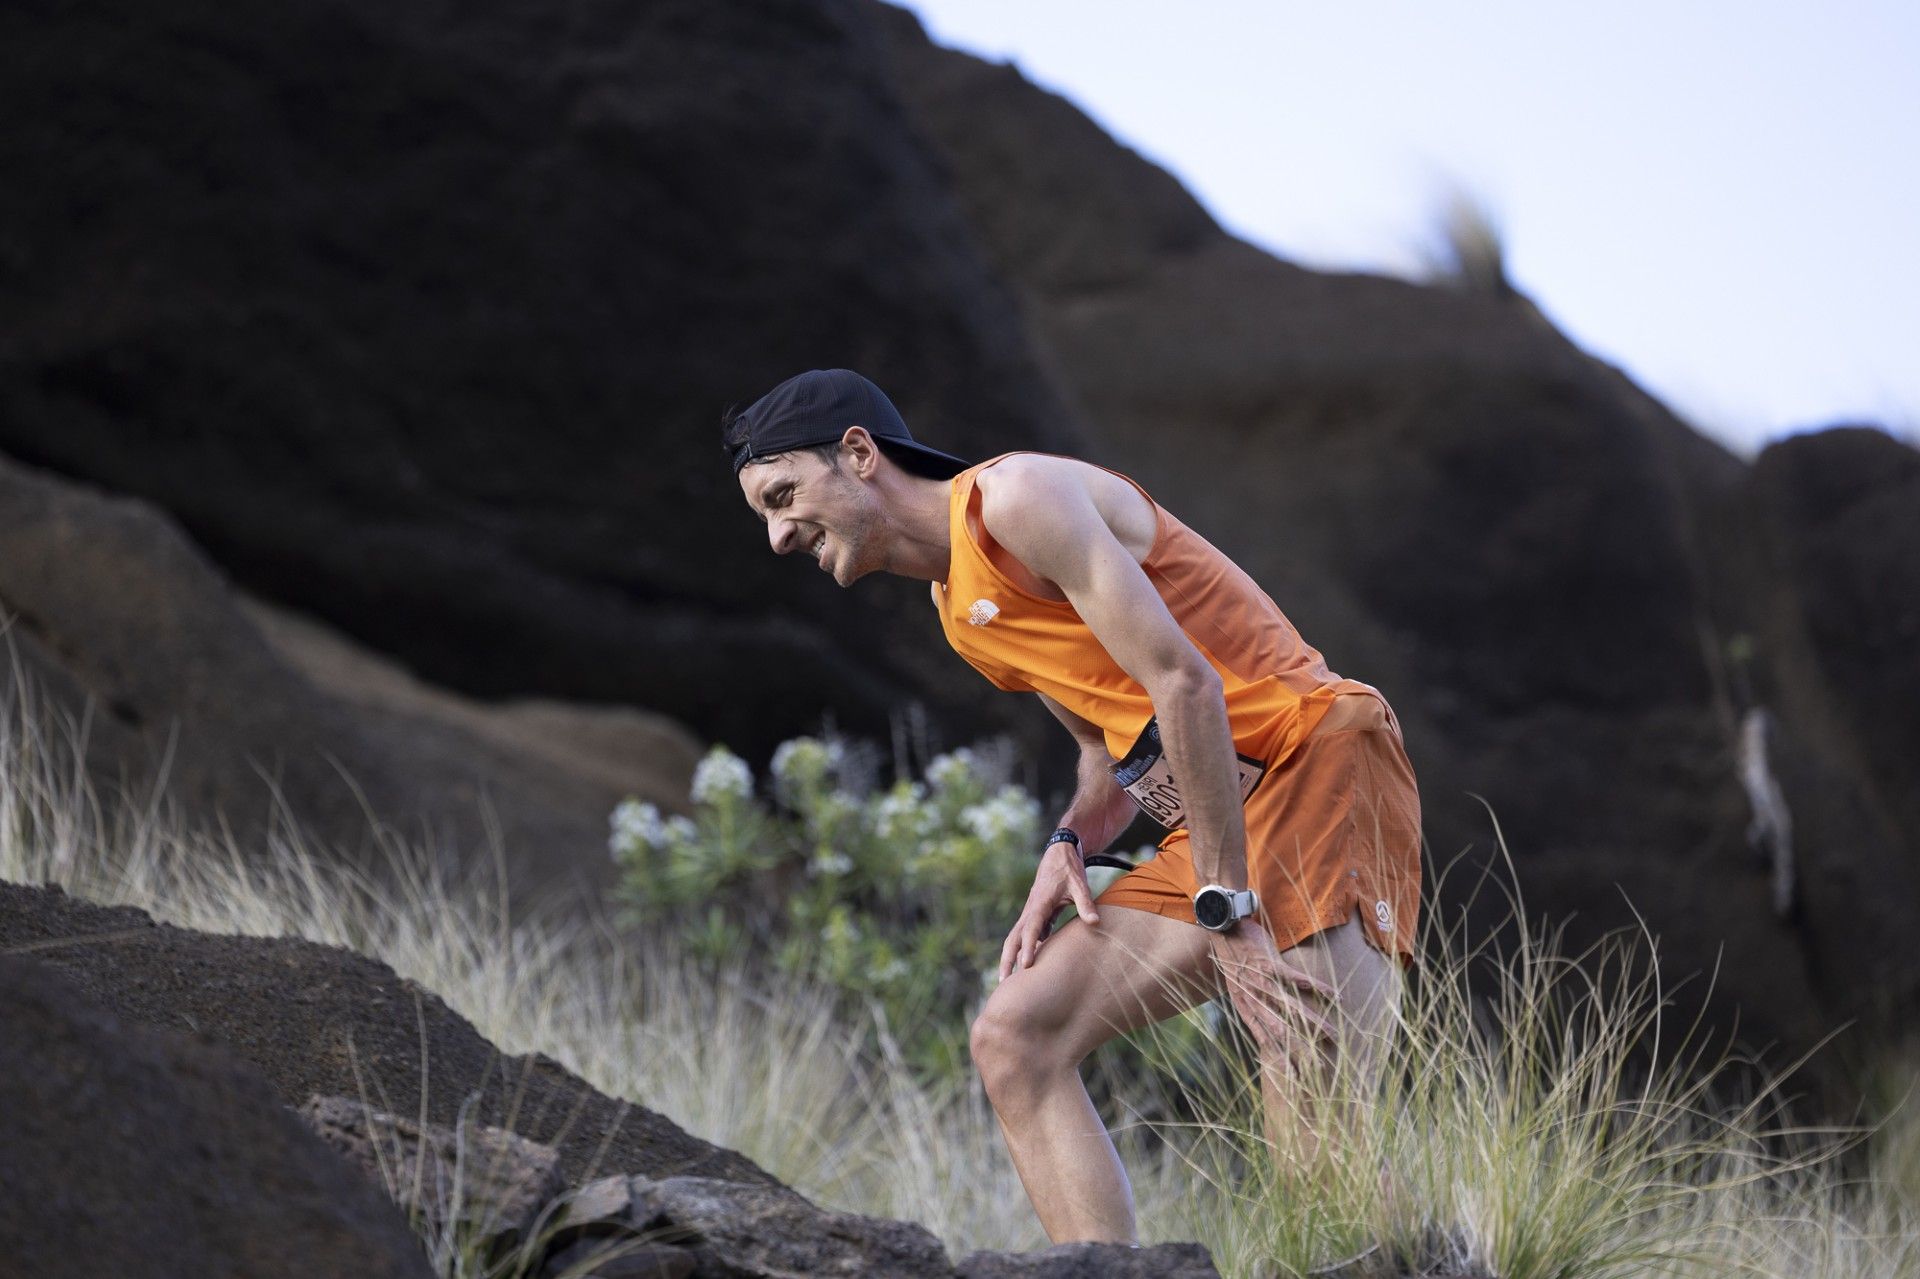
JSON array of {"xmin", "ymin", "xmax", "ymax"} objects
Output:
[{"xmin": 768, "ymin": 515, "xmax": 800, "ymax": 555}]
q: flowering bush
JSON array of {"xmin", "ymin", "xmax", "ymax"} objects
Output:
[{"xmin": 611, "ymin": 737, "xmax": 1085, "ymax": 1075}]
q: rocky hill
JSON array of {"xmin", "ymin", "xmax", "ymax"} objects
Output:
[{"xmin": 0, "ymin": 0, "xmax": 1914, "ymax": 1082}]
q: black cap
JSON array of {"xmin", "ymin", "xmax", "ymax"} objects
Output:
[{"xmin": 727, "ymin": 369, "xmax": 970, "ymax": 480}]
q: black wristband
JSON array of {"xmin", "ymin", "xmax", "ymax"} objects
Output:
[{"xmin": 1045, "ymin": 827, "xmax": 1080, "ymax": 855}]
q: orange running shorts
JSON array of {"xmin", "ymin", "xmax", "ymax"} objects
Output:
[{"xmin": 1094, "ymin": 691, "xmax": 1423, "ymax": 966}]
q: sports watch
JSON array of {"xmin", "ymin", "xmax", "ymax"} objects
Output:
[{"xmin": 1192, "ymin": 884, "xmax": 1258, "ymax": 933}]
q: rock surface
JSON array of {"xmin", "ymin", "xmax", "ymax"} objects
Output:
[
  {"xmin": 577, "ymin": 1175, "xmax": 954, "ymax": 1278},
  {"xmin": 0, "ymin": 954, "xmax": 433, "ymax": 1279},
  {"xmin": 958, "ymin": 1242, "xmax": 1220, "ymax": 1277},
  {"xmin": 302, "ymin": 1094, "xmax": 567, "ymax": 1254},
  {"xmin": 0, "ymin": 880, "xmax": 772, "ymax": 1189}
]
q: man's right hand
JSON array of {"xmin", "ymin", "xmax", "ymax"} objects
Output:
[{"xmin": 998, "ymin": 842, "xmax": 1103, "ymax": 980}]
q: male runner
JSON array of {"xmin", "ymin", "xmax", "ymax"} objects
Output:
[{"xmin": 726, "ymin": 368, "xmax": 1422, "ymax": 1245}]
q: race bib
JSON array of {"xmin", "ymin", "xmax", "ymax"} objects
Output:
[{"xmin": 1108, "ymin": 717, "xmax": 1266, "ymax": 829}]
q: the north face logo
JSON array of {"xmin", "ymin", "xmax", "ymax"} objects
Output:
[{"xmin": 968, "ymin": 599, "xmax": 1001, "ymax": 626}]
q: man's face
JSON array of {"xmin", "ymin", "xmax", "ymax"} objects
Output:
[{"xmin": 738, "ymin": 449, "xmax": 882, "ymax": 588}]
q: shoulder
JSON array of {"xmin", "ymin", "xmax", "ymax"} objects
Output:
[
  {"xmin": 973, "ymin": 453, "xmax": 1080, "ymax": 502},
  {"xmin": 975, "ymin": 454, "xmax": 1157, "ymax": 563},
  {"xmin": 974, "ymin": 454, "xmax": 1097, "ymax": 537}
]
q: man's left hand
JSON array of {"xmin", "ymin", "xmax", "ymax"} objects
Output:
[{"xmin": 1209, "ymin": 921, "xmax": 1337, "ymax": 1067}]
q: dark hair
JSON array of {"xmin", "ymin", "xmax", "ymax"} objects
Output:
[{"xmin": 719, "ymin": 402, "xmax": 840, "ymax": 471}]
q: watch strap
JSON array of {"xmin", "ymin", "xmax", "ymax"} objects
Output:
[{"xmin": 1046, "ymin": 827, "xmax": 1137, "ymax": 872}]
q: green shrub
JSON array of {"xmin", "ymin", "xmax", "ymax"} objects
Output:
[{"xmin": 610, "ymin": 738, "xmax": 1113, "ymax": 1076}]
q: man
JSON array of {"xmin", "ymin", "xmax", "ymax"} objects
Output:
[{"xmin": 726, "ymin": 368, "xmax": 1422, "ymax": 1246}]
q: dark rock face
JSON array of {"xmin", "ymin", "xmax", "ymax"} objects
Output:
[
  {"xmin": 1748, "ymin": 427, "xmax": 1920, "ymax": 855},
  {"xmin": 0, "ymin": 0, "xmax": 1079, "ymax": 763},
  {"xmin": 861, "ymin": 3, "xmax": 1920, "ymax": 1072},
  {"xmin": 0, "ymin": 452, "xmax": 700, "ymax": 900},
  {"xmin": 0, "ymin": 881, "xmax": 773, "ymax": 1189},
  {"xmin": 0, "ymin": 953, "xmax": 434, "ymax": 1279}
]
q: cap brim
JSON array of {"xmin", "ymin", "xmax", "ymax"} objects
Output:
[{"xmin": 876, "ymin": 437, "xmax": 971, "ymax": 480}]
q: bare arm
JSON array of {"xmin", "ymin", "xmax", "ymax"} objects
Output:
[
  {"xmin": 1035, "ymin": 691, "xmax": 1136, "ymax": 860},
  {"xmin": 983, "ymin": 460, "xmax": 1249, "ymax": 891}
]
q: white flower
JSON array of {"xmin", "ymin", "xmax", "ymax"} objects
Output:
[
  {"xmin": 665, "ymin": 815, "xmax": 698, "ymax": 844},
  {"xmin": 959, "ymin": 785, "xmax": 1041, "ymax": 845},
  {"xmin": 690, "ymin": 746, "xmax": 754, "ymax": 805},
  {"xmin": 820, "ymin": 915, "xmax": 862, "ymax": 944},
  {"xmin": 871, "ymin": 783, "xmax": 931, "ymax": 844},
  {"xmin": 770, "ymin": 736, "xmax": 844, "ymax": 792},
  {"xmin": 609, "ymin": 800, "xmax": 668, "ymax": 856},
  {"xmin": 805, "ymin": 790, "xmax": 860, "ymax": 837},
  {"xmin": 808, "ymin": 851, "xmax": 855, "ymax": 878},
  {"xmin": 925, "ymin": 748, "xmax": 977, "ymax": 793}
]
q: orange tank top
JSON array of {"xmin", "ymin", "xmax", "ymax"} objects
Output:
[{"xmin": 934, "ymin": 454, "xmax": 1364, "ymax": 777}]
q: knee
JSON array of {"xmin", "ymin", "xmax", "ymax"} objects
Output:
[{"xmin": 969, "ymin": 999, "xmax": 1066, "ymax": 1103}]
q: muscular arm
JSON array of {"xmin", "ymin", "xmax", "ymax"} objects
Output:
[
  {"xmin": 982, "ymin": 460, "xmax": 1250, "ymax": 891},
  {"xmin": 1036, "ymin": 692, "xmax": 1137, "ymax": 859}
]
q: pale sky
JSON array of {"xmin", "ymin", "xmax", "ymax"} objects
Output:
[{"xmin": 904, "ymin": 0, "xmax": 1919, "ymax": 456}]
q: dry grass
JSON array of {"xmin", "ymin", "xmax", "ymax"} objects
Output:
[{"xmin": 2, "ymin": 675, "xmax": 1916, "ymax": 1277}]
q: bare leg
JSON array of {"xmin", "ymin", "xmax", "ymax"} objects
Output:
[
  {"xmin": 1255, "ymin": 911, "xmax": 1400, "ymax": 1179},
  {"xmin": 969, "ymin": 905, "xmax": 1218, "ymax": 1243}
]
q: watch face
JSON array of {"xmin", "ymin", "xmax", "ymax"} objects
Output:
[{"xmin": 1194, "ymin": 888, "xmax": 1231, "ymax": 930}]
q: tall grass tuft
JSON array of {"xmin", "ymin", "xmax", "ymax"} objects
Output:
[{"xmin": 2, "ymin": 670, "xmax": 1916, "ymax": 1276}]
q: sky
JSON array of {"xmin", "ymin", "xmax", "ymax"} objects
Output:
[{"xmin": 904, "ymin": 0, "xmax": 1919, "ymax": 456}]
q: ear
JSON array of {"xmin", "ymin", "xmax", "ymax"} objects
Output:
[{"xmin": 841, "ymin": 425, "xmax": 881, "ymax": 478}]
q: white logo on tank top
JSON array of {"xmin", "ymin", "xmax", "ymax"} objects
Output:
[
  {"xmin": 1374, "ymin": 900, "xmax": 1394, "ymax": 932},
  {"xmin": 968, "ymin": 599, "xmax": 1001, "ymax": 626}
]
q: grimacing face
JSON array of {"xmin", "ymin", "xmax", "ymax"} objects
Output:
[{"xmin": 738, "ymin": 448, "xmax": 883, "ymax": 587}]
